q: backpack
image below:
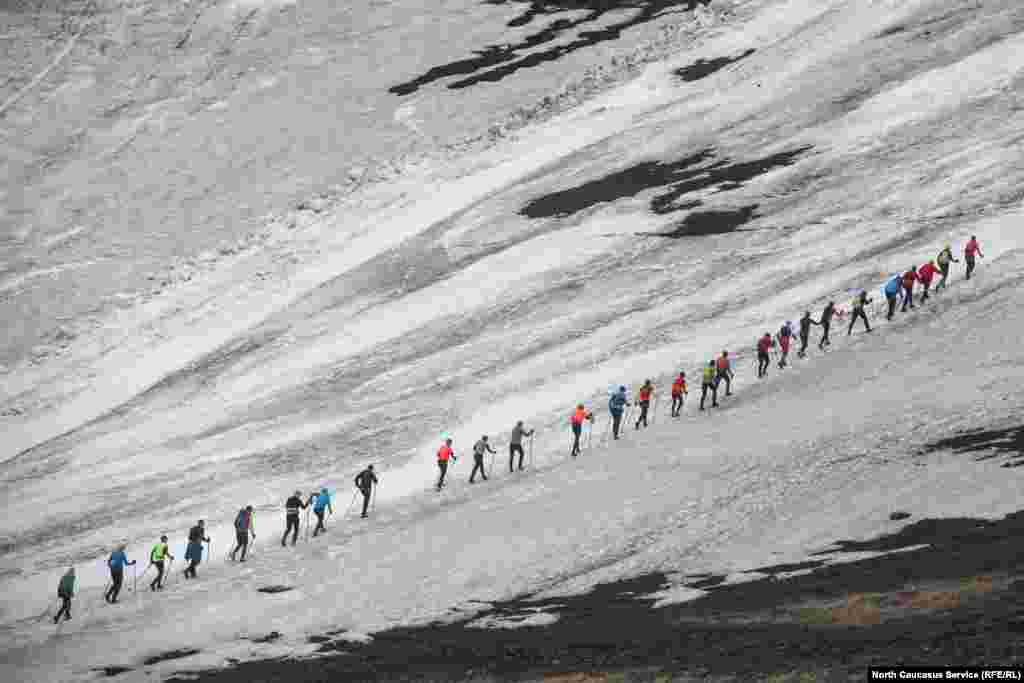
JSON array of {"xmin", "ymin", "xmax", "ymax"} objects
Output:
[
  {"xmin": 937, "ymin": 249, "xmax": 950, "ymax": 266},
  {"xmin": 234, "ymin": 509, "xmax": 247, "ymax": 531}
]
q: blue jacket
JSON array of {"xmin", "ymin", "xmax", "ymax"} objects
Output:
[
  {"xmin": 108, "ymin": 550, "xmax": 133, "ymax": 570},
  {"xmin": 185, "ymin": 541, "xmax": 204, "ymax": 563},
  {"xmin": 884, "ymin": 277, "xmax": 902, "ymax": 296},
  {"xmin": 313, "ymin": 492, "xmax": 331, "ymax": 512},
  {"xmin": 609, "ymin": 391, "xmax": 628, "ymax": 416}
]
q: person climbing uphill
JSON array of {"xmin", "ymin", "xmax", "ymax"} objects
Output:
[
  {"xmin": 901, "ymin": 266, "xmax": 918, "ymax": 312},
  {"xmin": 671, "ymin": 372, "xmax": 688, "ymax": 417},
  {"xmin": 798, "ymin": 311, "xmax": 819, "ymax": 358},
  {"xmin": 964, "ymin": 235, "xmax": 983, "ymax": 280},
  {"xmin": 635, "ymin": 380, "xmax": 654, "ymax": 430},
  {"xmin": 936, "ymin": 244, "xmax": 957, "ymax": 291},
  {"xmin": 609, "ymin": 386, "xmax": 629, "ymax": 439},
  {"xmin": 847, "ymin": 290, "xmax": 872, "ymax": 335},
  {"xmin": 105, "ymin": 546, "xmax": 135, "ymax": 603},
  {"xmin": 282, "ymin": 491, "xmax": 307, "ymax": 546},
  {"xmin": 230, "ymin": 506, "xmax": 255, "ymax": 559},
  {"xmin": 436, "ymin": 438, "xmax": 455, "ymax": 490},
  {"xmin": 700, "ymin": 360, "xmax": 718, "ymax": 410},
  {"xmin": 716, "ymin": 351, "xmax": 733, "ymax": 396},
  {"xmin": 818, "ymin": 301, "xmax": 835, "ymax": 349},
  {"xmin": 777, "ymin": 321, "xmax": 794, "ymax": 368},
  {"xmin": 884, "ymin": 275, "xmax": 902, "ymax": 320},
  {"xmin": 150, "ymin": 536, "xmax": 173, "ymax": 590},
  {"xmin": 918, "ymin": 260, "xmax": 939, "ymax": 302},
  {"xmin": 509, "ymin": 421, "xmax": 534, "ymax": 471},
  {"xmin": 308, "ymin": 491, "xmax": 331, "ymax": 536},
  {"xmin": 354, "ymin": 465, "xmax": 378, "ymax": 518},
  {"xmin": 54, "ymin": 567, "xmax": 76, "ymax": 623},
  {"xmin": 756, "ymin": 333, "xmax": 774, "ymax": 378},
  {"xmin": 570, "ymin": 404, "xmax": 594, "ymax": 456},
  {"xmin": 469, "ymin": 436, "xmax": 495, "ymax": 483},
  {"xmin": 184, "ymin": 520, "xmax": 210, "ymax": 579}
]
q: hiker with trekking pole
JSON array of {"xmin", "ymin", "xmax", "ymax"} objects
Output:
[
  {"xmin": 354, "ymin": 465, "xmax": 378, "ymax": 518},
  {"xmin": 283, "ymin": 491, "xmax": 308, "ymax": 546},
  {"xmin": 509, "ymin": 421, "xmax": 534, "ymax": 472}
]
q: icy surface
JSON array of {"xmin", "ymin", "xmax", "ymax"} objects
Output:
[{"xmin": 2, "ymin": 0, "xmax": 1023, "ymax": 680}]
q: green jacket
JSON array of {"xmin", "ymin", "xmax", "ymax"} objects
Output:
[{"xmin": 57, "ymin": 572, "xmax": 76, "ymax": 598}]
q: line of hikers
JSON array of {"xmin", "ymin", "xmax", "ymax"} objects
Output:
[{"xmin": 48, "ymin": 237, "xmax": 984, "ymax": 624}]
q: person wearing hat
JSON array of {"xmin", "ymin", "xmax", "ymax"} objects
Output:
[
  {"xmin": 150, "ymin": 536, "xmax": 174, "ymax": 590},
  {"xmin": 354, "ymin": 465, "xmax": 378, "ymax": 518},
  {"xmin": 569, "ymin": 404, "xmax": 594, "ymax": 457},
  {"xmin": 635, "ymin": 380, "xmax": 654, "ymax": 430},
  {"xmin": 308, "ymin": 490, "xmax": 332, "ymax": 537},
  {"xmin": 106, "ymin": 544, "xmax": 136, "ymax": 602},
  {"xmin": 608, "ymin": 387, "xmax": 629, "ymax": 440},
  {"xmin": 282, "ymin": 491, "xmax": 308, "ymax": 546},
  {"xmin": 509, "ymin": 420, "xmax": 535, "ymax": 471},
  {"xmin": 230, "ymin": 506, "xmax": 255, "ymax": 561},
  {"xmin": 936, "ymin": 244, "xmax": 958, "ymax": 291},
  {"xmin": 54, "ymin": 567, "xmax": 76, "ymax": 623},
  {"xmin": 184, "ymin": 520, "xmax": 210, "ymax": 579},
  {"xmin": 436, "ymin": 438, "xmax": 455, "ymax": 491}
]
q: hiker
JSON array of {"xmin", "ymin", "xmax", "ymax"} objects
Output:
[
  {"xmin": 847, "ymin": 291, "xmax": 872, "ymax": 334},
  {"xmin": 470, "ymin": 436, "xmax": 495, "ymax": 482},
  {"xmin": 777, "ymin": 322, "xmax": 794, "ymax": 368},
  {"xmin": 354, "ymin": 466, "xmax": 378, "ymax": 518},
  {"xmin": 699, "ymin": 360, "xmax": 718, "ymax": 410},
  {"xmin": 756, "ymin": 333, "xmax": 774, "ymax": 378},
  {"xmin": 635, "ymin": 380, "xmax": 654, "ymax": 429},
  {"xmin": 918, "ymin": 260, "xmax": 939, "ymax": 302},
  {"xmin": 964, "ymin": 235, "xmax": 983, "ymax": 280},
  {"xmin": 281, "ymin": 490, "xmax": 307, "ymax": 546},
  {"xmin": 883, "ymin": 275, "xmax": 902, "ymax": 320},
  {"xmin": 671, "ymin": 372, "xmax": 688, "ymax": 417},
  {"xmin": 184, "ymin": 520, "xmax": 210, "ymax": 579},
  {"xmin": 105, "ymin": 546, "xmax": 135, "ymax": 603},
  {"xmin": 716, "ymin": 351, "xmax": 733, "ymax": 396},
  {"xmin": 936, "ymin": 244, "xmax": 957, "ymax": 291},
  {"xmin": 309, "ymin": 491, "xmax": 331, "ymax": 536},
  {"xmin": 54, "ymin": 567, "xmax": 76, "ymax": 623},
  {"xmin": 901, "ymin": 266, "xmax": 919, "ymax": 312},
  {"xmin": 509, "ymin": 421, "xmax": 534, "ymax": 471},
  {"xmin": 609, "ymin": 386, "xmax": 630, "ymax": 439},
  {"xmin": 230, "ymin": 506, "xmax": 255, "ymax": 559},
  {"xmin": 570, "ymin": 404, "xmax": 594, "ymax": 456},
  {"xmin": 797, "ymin": 311, "xmax": 819, "ymax": 358},
  {"xmin": 436, "ymin": 438, "xmax": 455, "ymax": 490},
  {"xmin": 818, "ymin": 301, "xmax": 836, "ymax": 349},
  {"xmin": 150, "ymin": 536, "xmax": 173, "ymax": 590}
]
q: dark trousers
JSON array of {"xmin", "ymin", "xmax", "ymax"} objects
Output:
[
  {"xmin": 571, "ymin": 424, "xmax": 583, "ymax": 456},
  {"xmin": 282, "ymin": 515, "xmax": 300, "ymax": 546},
  {"xmin": 819, "ymin": 322, "xmax": 831, "ymax": 348},
  {"xmin": 150, "ymin": 561, "xmax": 165, "ymax": 590},
  {"xmin": 469, "ymin": 455, "xmax": 487, "ymax": 482},
  {"xmin": 902, "ymin": 287, "xmax": 914, "ymax": 311},
  {"xmin": 360, "ymin": 487, "xmax": 372, "ymax": 516},
  {"xmin": 700, "ymin": 382, "xmax": 717, "ymax": 409},
  {"xmin": 758, "ymin": 351, "xmax": 770, "ymax": 377},
  {"xmin": 886, "ymin": 294, "xmax": 898, "ymax": 319},
  {"xmin": 106, "ymin": 569, "xmax": 124, "ymax": 602},
  {"xmin": 921, "ymin": 282, "xmax": 931, "ymax": 301},
  {"xmin": 848, "ymin": 308, "xmax": 870, "ymax": 334},
  {"xmin": 185, "ymin": 559, "xmax": 199, "ymax": 579},
  {"xmin": 671, "ymin": 395, "xmax": 683, "ymax": 416},
  {"xmin": 635, "ymin": 400, "xmax": 650, "ymax": 429},
  {"xmin": 937, "ymin": 265, "xmax": 950, "ymax": 289},
  {"xmin": 717, "ymin": 372, "xmax": 731, "ymax": 395},
  {"xmin": 966, "ymin": 255, "xmax": 976, "ymax": 279},
  {"xmin": 232, "ymin": 531, "xmax": 251, "ymax": 558},
  {"xmin": 798, "ymin": 334, "xmax": 809, "ymax": 356},
  {"xmin": 54, "ymin": 595, "xmax": 72, "ymax": 622},
  {"xmin": 612, "ymin": 413, "xmax": 623, "ymax": 438},
  {"xmin": 311, "ymin": 511, "xmax": 326, "ymax": 537},
  {"xmin": 436, "ymin": 461, "xmax": 449, "ymax": 489},
  {"xmin": 509, "ymin": 444, "xmax": 525, "ymax": 471}
]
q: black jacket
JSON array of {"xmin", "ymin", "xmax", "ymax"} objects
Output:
[
  {"xmin": 355, "ymin": 470, "xmax": 378, "ymax": 492},
  {"xmin": 285, "ymin": 495, "xmax": 307, "ymax": 516}
]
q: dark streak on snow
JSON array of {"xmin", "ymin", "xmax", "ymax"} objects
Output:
[
  {"xmin": 93, "ymin": 666, "xmax": 133, "ymax": 677},
  {"xmin": 674, "ymin": 48, "xmax": 755, "ymax": 81},
  {"xmin": 389, "ymin": 0, "xmax": 712, "ymax": 95},
  {"xmin": 746, "ymin": 560, "xmax": 825, "ymax": 575},
  {"xmin": 167, "ymin": 509, "xmax": 1024, "ymax": 682},
  {"xmin": 920, "ymin": 425, "xmax": 1024, "ymax": 465},
  {"xmin": 656, "ymin": 205, "xmax": 759, "ymax": 238},
  {"xmin": 520, "ymin": 147, "xmax": 811, "ymax": 220},
  {"xmin": 143, "ymin": 648, "xmax": 201, "ymax": 666}
]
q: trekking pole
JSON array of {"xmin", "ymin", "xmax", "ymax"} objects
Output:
[
  {"xmin": 602, "ymin": 417, "xmax": 612, "ymax": 446},
  {"xmin": 587, "ymin": 419, "xmax": 594, "ymax": 450},
  {"xmin": 529, "ymin": 433, "xmax": 534, "ymax": 467},
  {"xmin": 305, "ymin": 507, "xmax": 310, "ymax": 543},
  {"xmin": 346, "ymin": 490, "xmax": 359, "ymax": 516},
  {"xmin": 132, "ymin": 563, "xmax": 137, "ymax": 593},
  {"xmin": 651, "ymin": 396, "xmax": 658, "ymax": 426},
  {"xmin": 370, "ymin": 485, "xmax": 377, "ymax": 512}
]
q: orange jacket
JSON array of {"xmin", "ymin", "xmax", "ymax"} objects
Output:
[
  {"xmin": 437, "ymin": 444, "xmax": 453, "ymax": 462},
  {"xmin": 571, "ymin": 407, "xmax": 592, "ymax": 426},
  {"xmin": 672, "ymin": 377, "xmax": 687, "ymax": 396}
]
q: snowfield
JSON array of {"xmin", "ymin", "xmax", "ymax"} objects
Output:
[{"xmin": 2, "ymin": 0, "xmax": 1023, "ymax": 680}]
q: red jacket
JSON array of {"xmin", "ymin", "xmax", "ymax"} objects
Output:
[
  {"xmin": 671, "ymin": 377, "xmax": 686, "ymax": 396},
  {"xmin": 437, "ymin": 444, "xmax": 453, "ymax": 462},
  {"xmin": 571, "ymin": 407, "xmax": 592, "ymax": 426},
  {"xmin": 902, "ymin": 270, "xmax": 918, "ymax": 289},
  {"xmin": 918, "ymin": 262, "xmax": 938, "ymax": 285},
  {"xmin": 965, "ymin": 238, "xmax": 980, "ymax": 256},
  {"xmin": 757, "ymin": 336, "xmax": 774, "ymax": 354}
]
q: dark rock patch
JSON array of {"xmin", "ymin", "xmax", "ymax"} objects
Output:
[
  {"xmin": 92, "ymin": 666, "xmax": 132, "ymax": 677},
  {"xmin": 675, "ymin": 49, "xmax": 756, "ymax": 81},
  {"xmin": 657, "ymin": 205, "xmax": 759, "ymax": 238},
  {"xmin": 251, "ymin": 632, "xmax": 281, "ymax": 644},
  {"xmin": 307, "ymin": 635, "xmax": 332, "ymax": 644},
  {"xmin": 922, "ymin": 425, "xmax": 1024, "ymax": 464},
  {"xmin": 390, "ymin": 0, "xmax": 713, "ymax": 95},
  {"xmin": 687, "ymin": 574, "xmax": 726, "ymax": 589},
  {"xmin": 877, "ymin": 24, "xmax": 908, "ymax": 38},
  {"xmin": 890, "ymin": 512, "xmax": 912, "ymax": 521},
  {"xmin": 257, "ymin": 585, "xmax": 294, "ymax": 594},
  {"xmin": 1004, "ymin": 460, "xmax": 1024, "ymax": 468},
  {"xmin": 143, "ymin": 648, "xmax": 200, "ymax": 666},
  {"xmin": 521, "ymin": 146, "xmax": 810, "ymax": 220}
]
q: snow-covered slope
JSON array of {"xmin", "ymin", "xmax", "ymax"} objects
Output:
[{"xmin": 2, "ymin": 0, "xmax": 1023, "ymax": 680}]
